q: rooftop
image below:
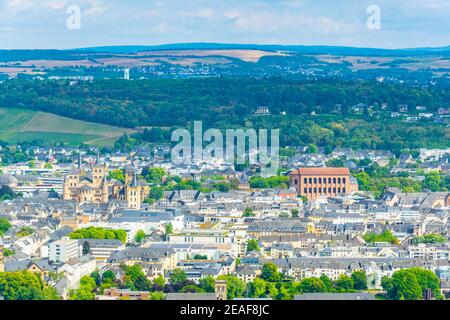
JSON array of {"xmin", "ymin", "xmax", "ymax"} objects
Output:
[
  {"xmin": 294, "ymin": 293, "xmax": 375, "ymax": 300},
  {"xmin": 290, "ymin": 167, "xmax": 350, "ymax": 176}
]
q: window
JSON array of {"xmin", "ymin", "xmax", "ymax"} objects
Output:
[
  {"xmin": 294, "ymin": 179, "xmax": 298, "ymax": 185},
  {"xmin": 309, "ymin": 188, "xmax": 312, "ymax": 193},
  {"xmin": 328, "ymin": 178, "xmax": 332, "ymax": 183},
  {"xmin": 318, "ymin": 178, "xmax": 322, "ymax": 183},
  {"xmin": 343, "ymin": 188, "xmax": 346, "ymax": 193},
  {"xmin": 338, "ymin": 188, "xmax": 341, "ymax": 193},
  {"xmin": 314, "ymin": 178, "xmax": 317, "ymax": 183},
  {"xmin": 328, "ymin": 188, "xmax": 331, "ymax": 193},
  {"xmin": 304, "ymin": 178, "xmax": 307, "ymax": 184},
  {"xmin": 338, "ymin": 178, "xmax": 341, "ymax": 183},
  {"xmin": 314, "ymin": 188, "xmax": 317, "ymax": 193},
  {"xmin": 318, "ymin": 188, "xmax": 322, "ymax": 193},
  {"xmin": 309, "ymin": 178, "xmax": 312, "ymax": 183},
  {"xmin": 333, "ymin": 188, "xmax": 336, "ymax": 193},
  {"xmin": 304, "ymin": 188, "xmax": 307, "ymax": 194},
  {"xmin": 343, "ymin": 178, "xmax": 346, "ymax": 183}
]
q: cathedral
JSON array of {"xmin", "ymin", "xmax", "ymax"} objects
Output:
[
  {"xmin": 112, "ymin": 166, "xmax": 150, "ymax": 209},
  {"xmin": 62, "ymin": 159, "xmax": 149, "ymax": 209}
]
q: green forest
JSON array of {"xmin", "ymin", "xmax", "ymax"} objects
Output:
[{"xmin": 0, "ymin": 78, "xmax": 448, "ymax": 151}]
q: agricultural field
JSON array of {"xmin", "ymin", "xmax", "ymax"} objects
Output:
[
  {"xmin": 0, "ymin": 49, "xmax": 287, "ymax": 76},
  {"xmin": 0, "ymin": 107, "xmax": 134, "ymax": 146},
  {"xmin": 313, "ymin": 54, "xmax": 450, "ymax": 74}
]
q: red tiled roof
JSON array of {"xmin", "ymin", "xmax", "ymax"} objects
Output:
[{"xmin": 289, "ymin": 167, "xmax": 350, "ymax": 176}]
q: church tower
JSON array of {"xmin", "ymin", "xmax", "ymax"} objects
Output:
[
  {"xmin": 124, "ymin": 166, "xmax": 136, "ymax": 186},
  {"xmin": 92, "ymin": 164, "xmax": 107, "ymax": 188},
  {"xmin": 101, "ymin": 176, "xmax": 109, "ymax": 203},
  {"xmin": 62, "ymin": 176, "xmax": 71, "ymax": 200},
  {"xmin": 127, "ymin": 173, "xmax": 141, "ymax": 210}
]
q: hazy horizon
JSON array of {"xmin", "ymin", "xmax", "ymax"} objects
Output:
[
  {"xmin": 2, "ymin": 42, "xmax": 450, "ymax": 51},
  {"xmin": 63, "ymin": 42, "xmax": 450, "ymax": 51},
  {"xmin": 1, "ymin": 0, "xmax": 450, "ymax": 50}
]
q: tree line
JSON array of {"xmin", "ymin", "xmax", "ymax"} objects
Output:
[
  {"xmin": 0, "ymin": 78, "xmax": 448, "ymax": 151},
  {"xmin": 67, "ymin": 263, "xmax": 442, "ymax": 300}
]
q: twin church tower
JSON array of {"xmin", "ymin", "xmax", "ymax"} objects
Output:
[{"xmin": 62, "ymin": 155, "xmax": 149, "ymax": 210}]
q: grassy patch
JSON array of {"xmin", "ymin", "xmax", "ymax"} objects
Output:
[
  {"xmin": 0, "ymin": 108, "xmax": 35, "ymax": 131},
  {"xmin": 23, "ymin": 112, "xmax": 133, "ymax": 136},
  {"xmin": 6, "ymin": 132, "xmax": 101, "ymax": 145},
  {"xmin": 0, "ymin": 107, "xmax": 135, "ymax": 146}
]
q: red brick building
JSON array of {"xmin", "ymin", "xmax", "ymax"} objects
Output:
[{"xmin": 289, "ymin": 167, "xmax": 358, "ymax": 200}]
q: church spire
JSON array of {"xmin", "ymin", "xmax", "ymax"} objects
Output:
[
  {"xmin": 131, "ymin": 173, "xmax": 138, "ymax": 187},
  {"xmin": 78, "ymin": 153, "xmax": 82, "ymax": 170},
  {"xmin": 96, "ymin": 148, "xmax": 100, "ymax": 165}
]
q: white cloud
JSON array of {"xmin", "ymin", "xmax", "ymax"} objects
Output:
[
  {"xmin": 44, "ymin": 0, "xmax": 66, "ymax": 10},
  {"xmin": 224, "ymin": 9, "xmax": 358, "ymax": 35},
  {"xmin": 83, "ymin": 0, "xmax": 106, "ymax": 16},
  {"xmin": 281, "ymin": 0, "xmax": 306, "ymax": 9},
  {"xmin": 195, "ymin": 8, "xmax": 215, "ymax": 19},
  {"xmin": 151, "ymin": 22, "xmax": 169, "ymax": 33},
  {"xmin": 0, "ymin": 0, "xmax": 448, "ymax": 49},
  {"xmin": 6, "ymin": 0, "xmax": 34, "ymax": 10},
  {"xmin": 400, "ymin": 0, "xmax": 450, "ymax": 9},
  {"xmin": 5, "ymin": 0, "xmax": 66, "ymax": 11}
]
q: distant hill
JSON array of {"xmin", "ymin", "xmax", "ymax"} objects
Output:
[
  {"xmin": 1, "ymin": 43, "xmax": 450, "ymax": 78},
  {"xmin": 0, "ymin": 49, "xmax": 88, "ymax": 62},
  {"xmin": 1, "ymin": 43, "xmax": 449, "ymax": 63},
  {"xmin": 0, "ymin": 107, "xmax": 135, "ymax": 146},
  {"xmin": 77, "ymin": 43, "xmax": 450, "ymax": 57}
]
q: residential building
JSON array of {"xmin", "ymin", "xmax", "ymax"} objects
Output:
[
  {"xmin": 49, "ymin": 237, "xmax": 81, "ymax": 264},
  {"xmin": 57, "ymin": 255, "xmax": 97, "ymax": 289},
  {"xmin": 82, "ymin": 239, "xmax": 125, "ymax": 262}
]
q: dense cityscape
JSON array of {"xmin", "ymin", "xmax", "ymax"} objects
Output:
[
  {"xmin": 1, "ymin": 0, "xmax": 450, "ymax": 309},
  {"xmin": 0, "ymin": 129, "xmax": 449, "ymax": 300}
]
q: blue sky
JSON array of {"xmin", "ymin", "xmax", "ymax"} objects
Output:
[{"xmin": 0, "ymin": 0, "xmax": 449, "ymax": 49}]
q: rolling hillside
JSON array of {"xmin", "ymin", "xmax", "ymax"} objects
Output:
[
  {"xmin": 0, "ymin": 107, "xmax": 135, "ymax": 146},
  {"xmin": 78, "ymin": 43, "xmax": 450, "ymax": 56}
]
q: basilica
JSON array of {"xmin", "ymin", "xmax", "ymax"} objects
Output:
[{"xmin": 62, "ymin": 163, "xmax": 149, "ymax": 210}]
